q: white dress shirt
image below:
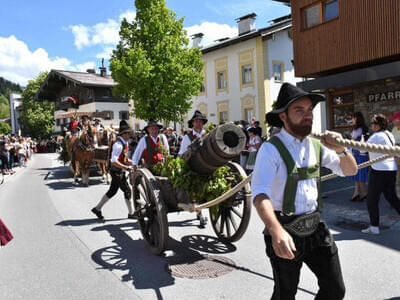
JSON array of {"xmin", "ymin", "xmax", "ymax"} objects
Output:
[
  {"xmin": 178, "ymin": 129, "xmax": 205, "ymax": 155},
  {"xmin": 131, "ymin": 134, "xmax": 169, "ymax": 166},
  {"xmin": 110, "ymin": 137, "xmax": 127, "ymax": 163},
  {"xmin": 367, "ymin": 130, "xmax": 397, "ymax": 171},
  {"xmin": 251, "ymin": 128, "xmax": 345, "ymax": 215}
]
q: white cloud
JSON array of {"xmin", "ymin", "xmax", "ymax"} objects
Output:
[
  {"xmin": 119, "ymin": 10, "xmax": 136, "ymax": 23},
  {"xmin": 91, "ymin": 19, "xmax": 120, "ymax": 45},
  {"xmin": 0, "ymin": 35, "xmax": 93, "ymax": 86},
  {"xmin": 76, "ymin": 61, "xmax": 95, "ymax": 72},
  {"xmin": 185, "ymin": 22, "xmax": 237, "ymax": 47},
  {"xmin": 69, "ymin": 25, "xmax": 90, "ymax": 50},
  {"xmin": 69, "ymin": 10, "xmax": 136, "ymax": 50},
  {"xmin": 96, "ymin": 47, "xmax": 115, "ymax": 60}
]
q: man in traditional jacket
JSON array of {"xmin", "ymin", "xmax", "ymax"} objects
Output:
[
  {"xmin": 178, "ymin": 110, "xmax": 208, "ymax": 227},
  {"xmin": 91, "ymin": 120, "xmax": 135, "ymax": 220},
  {"xmin": 252, "ymin": 83, "xmax": 357, "ymax": 299},
  {"xmin": 131, "ymin": 119, "xmax": 169, "ymax": 171}
]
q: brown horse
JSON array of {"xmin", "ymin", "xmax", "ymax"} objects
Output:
[
  {"xmin": 94, "ymin": 128, "xmax": 116, "ymax": 184},
  {"xmin": 66, "ymin": 125, "xmax": 98, "ymax": 186}
]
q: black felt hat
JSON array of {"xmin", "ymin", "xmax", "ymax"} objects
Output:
[
  {"xmin": 118, "ymin": 120, "xmax": 132, "ymax": 136},
  {"xmin": 188, "ymin": 110, "xmax": 208, "ymax": 128},
  {"xmin": 143, "ymin": 119, "xmax": 163, "ymax": 134},
  {"xmin": 266, "ymin": 83, "xmax": 325, "ymax": 127}
]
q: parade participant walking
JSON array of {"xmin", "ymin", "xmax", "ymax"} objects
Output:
[
  {"xmin": 390, "ymin": 111, "xmax": 400, "ymax": 197},
  {"xmin": 178, "ymin": 110, "xmax": 208, "ymax": 227},
  {"xmin": 348, "ymin": 112, "xmax": 369, "ymax": 202},
  {"xmin": 91, "ymin": 120, "xmax": 135, "ymax": 220},
  {"xmin": 252, "ymin": 83, "xmax": 357, "ymax": 300},
  {"xmin": 178, "ymin": 110, "xmax": 207, "ymax": 156},
  {"xmin": 245, "ymin": 127, "xmax": 262, "ymax": 172},
  {"xmin": 362, "ymin": 114, "xmax": 400, "ymax": 235},
  {"xmin": 131, "ymin": 119, "xmax": 169, "ymax": 171}
]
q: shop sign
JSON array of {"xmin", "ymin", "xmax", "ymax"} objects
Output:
[{"xmin": 367, "ymin": 90, "xmax": 400, "ymax": 103}]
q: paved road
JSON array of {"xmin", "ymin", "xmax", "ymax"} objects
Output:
[{"xmin": 0, "ymin": 153, "xmax": 399, "ymax": 300}]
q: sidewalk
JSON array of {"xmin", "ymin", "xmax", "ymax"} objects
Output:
[
  {"xmin": 321, "ymin": 174, "xmax": 400, "ymax": 232},
  {"xmin": 1, "ymin": 157, "xmax": 32, "ymax": 185}
]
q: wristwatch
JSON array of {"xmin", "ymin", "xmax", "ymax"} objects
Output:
[{"xmin": 336, "ymin": 149, "xmax": 349, "ymax": 157}]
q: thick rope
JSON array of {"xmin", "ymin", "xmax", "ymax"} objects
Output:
[
  {"xmin": 311, "ymin": 132, "xmax": 400, "ymax": 155},
  {"xmin": 178, "ymin": 135, "xmax": 399, "ymax": 212}
]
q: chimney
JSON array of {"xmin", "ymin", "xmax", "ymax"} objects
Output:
[
  {"xmin": 191, "ymin": 32, "xmax": 204, "ymax": 48},
  {"xmin": 86, "ymin": 69, "xmax": 96, "ymax": 74},
  {"xmin": 99, "ymin": 58, "xmax": 107, "ymax": 77},
  {"xmin": 236, "ymin": 13, "xmax": 257, "ymax": 36}
]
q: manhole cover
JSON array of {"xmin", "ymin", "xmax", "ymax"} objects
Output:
[
  {"xmin": 167, "ymin": 254, "xmax": 235, "ymax": 279},
  {"xmin": 334, "ymin": 219, "xmax": 389, "ymax": 231}
]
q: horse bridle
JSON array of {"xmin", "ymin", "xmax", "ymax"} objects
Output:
[{"xmin": 78, "ymin": 126, "xmax": 96, "ymax": 151}]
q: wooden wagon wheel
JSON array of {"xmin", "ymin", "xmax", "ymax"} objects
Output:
[
  {"xmin": 209, "ymin": 162, "xmax": 251, "ymax": 242},
  {"xmin": 132, "ymin": 168, "xmax": 169, "ymax": 255}
]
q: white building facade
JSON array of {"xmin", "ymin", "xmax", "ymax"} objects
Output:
[
  {"xmin": 9, "ymin": 93, "xmax": 22, "ymax": 135},
  {"xmin": 188, "ymin": 14, "xmax": 324, "ymax": 135}
]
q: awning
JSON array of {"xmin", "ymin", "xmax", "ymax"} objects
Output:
[
  {"xmin": 55, "ymin": 111, "xmax": 111, "ymax": 119},
  {"xmin": 298, "ymin": 60, "xmax": 400, "ymax": 92}
]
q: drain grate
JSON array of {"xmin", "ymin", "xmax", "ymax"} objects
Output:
[
  {"xmin": 334, "ymin": 219, "xmax": 389, "ymax": 231},
  {"xmin": 167, "ymin": 254, "xmax": 235, "ymax": 279}
]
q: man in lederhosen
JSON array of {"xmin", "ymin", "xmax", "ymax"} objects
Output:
[
  {"xmin": 131, "ymin": 119, "xmax": 169, "ymax": 171},
  {"xmin": 178, "ymin": 110, "xmax": 208, "ymax": 228},
  {"xmin": 252, "ymin": 83, "xmax": 357, "ymax": 299},
  {"xmin": 91, "ymin": 120, "xmax": 135, "ymax": 220}
]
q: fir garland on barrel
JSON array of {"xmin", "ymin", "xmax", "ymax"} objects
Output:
[{"xmin": 153, "ymin": 150, "xmax": 237, "ymax": 205}]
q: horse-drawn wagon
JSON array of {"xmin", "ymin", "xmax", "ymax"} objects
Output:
[{"xmin": 130, "ymin": 124, "xmax": 252, "ymax": 255}]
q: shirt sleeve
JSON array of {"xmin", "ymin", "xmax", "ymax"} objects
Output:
[
  {"xmin": 161, "ymin": 134, "xmax": 169, "ymax": 152},
  {"xmin": 321, "ymin": 145, "xmax": 345, "ymax": 177},
  {"xmin": 251, "ymin": 142, "xmax": 280, "ymax": 202},
  {"xmin": 132, "ymin": 137, "xmax": 146, "ymax": 166},
  {"xmin": 110, "ymin": 141, "xmax": 123, "ymax": 163},
  {"xmin": 178, "ymin": 135, "xmax": 190, "ymax": 155}
]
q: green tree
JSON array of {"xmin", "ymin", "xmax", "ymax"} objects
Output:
[
  {"xmin": 0, "ymin": 94, "xmax": 10, "ymax": 119},
  {"xmin": 0, "ymin": 94, "xmax": 8, "ymax": 105},
  {"xmin": 110, "ymin": 0, "xmax": 203, "ymax": 122},
  {"xmin": 0, "ymin": 122, "xmax": 11, "ymax": 135},
  {"xmin": 20, "ymin": 72, "xmax": 54, "ymax": 138}
]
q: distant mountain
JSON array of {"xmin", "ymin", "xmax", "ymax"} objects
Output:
[{"xmin": 0, "ymin": 76, "xmax": 23, "ymax": 99}]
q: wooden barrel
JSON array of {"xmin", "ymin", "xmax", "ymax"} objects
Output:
[
  {"xmin": 186, "ymin": 124, "xmax": 246, "ymax": 175},
  {"xmin": 93, "ymin": 146, "xmax": 109, "ymax": 163}
]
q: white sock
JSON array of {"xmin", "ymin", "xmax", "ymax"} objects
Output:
[{"xmin": 125, "ymin": 198, "xmax": 134, "ymax": 215}]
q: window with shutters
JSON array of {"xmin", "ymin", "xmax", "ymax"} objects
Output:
[{"xmin": 119, "ymin": 111, "xmax": 129, "ymax": 120}]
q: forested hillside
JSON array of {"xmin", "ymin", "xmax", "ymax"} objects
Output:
[{"xmin": 0, "ymin": 76, "xmax": 23, "ymax": 119}]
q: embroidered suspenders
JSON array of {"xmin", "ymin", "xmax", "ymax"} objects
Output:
[{"xmin": 268, "ymin": 136, "xmax": 322, "ymax": 216}]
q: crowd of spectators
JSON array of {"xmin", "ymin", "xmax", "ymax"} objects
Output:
[{"xmin": 0, "ymin": 135, "xmax": 34, "ymax": 175}]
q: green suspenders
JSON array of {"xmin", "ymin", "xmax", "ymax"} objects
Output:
[{"xmin": 268, "ymin": 136, "xmax": 322, "ymax": 216}]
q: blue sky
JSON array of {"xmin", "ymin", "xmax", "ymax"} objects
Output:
[{"xmin": 0, "ymin": 0, "xmax": 289, "ymax": 86}]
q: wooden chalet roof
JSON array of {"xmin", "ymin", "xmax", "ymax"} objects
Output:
[
  {"xmin": 53, "ymin": 70, "xmax": 116, "ymax": 87},
  {"xmin": 35, "ymin": 69, "xmax": 116, "ymax": 101}
]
